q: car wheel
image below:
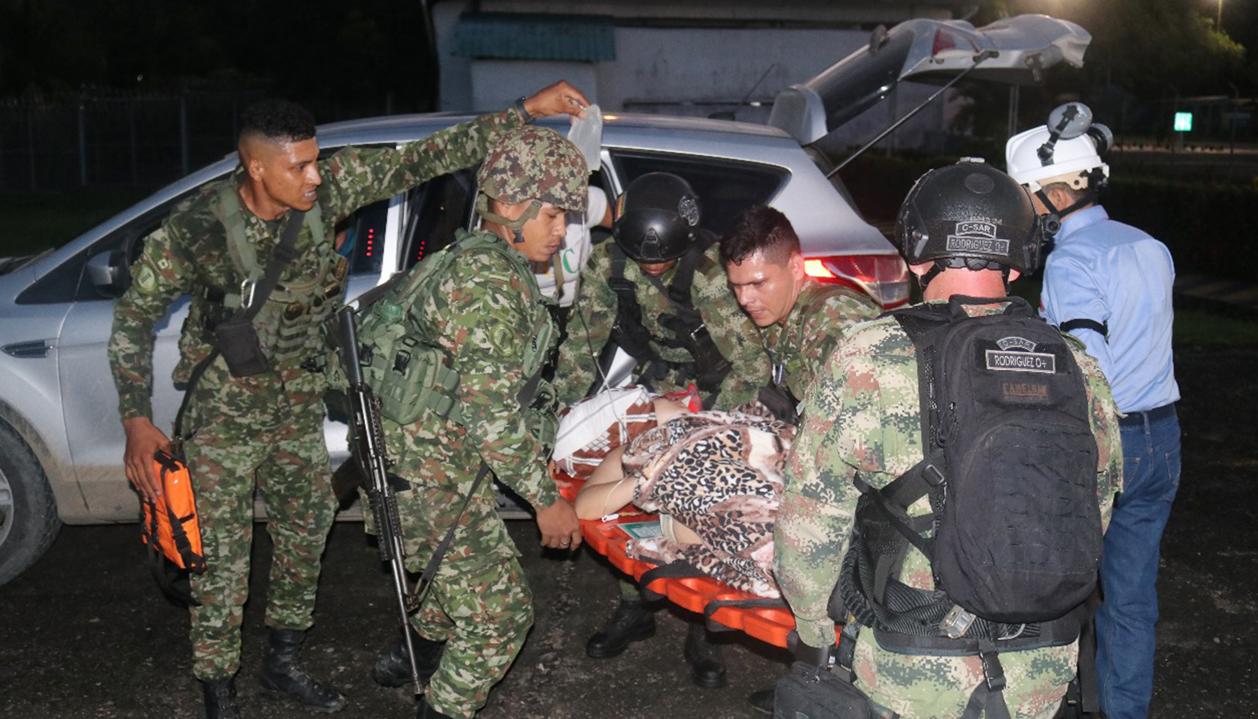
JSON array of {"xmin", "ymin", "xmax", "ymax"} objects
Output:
[{"xmin": 0, "ymin": 422, "xmax": 62, "ymax": 587}]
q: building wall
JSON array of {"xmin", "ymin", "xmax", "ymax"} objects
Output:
[{"xmin": 433, "ymin": 1, "xmax": 967, "ymax": 150}]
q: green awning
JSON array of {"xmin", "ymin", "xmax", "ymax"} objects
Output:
[{"xmin": 452, "ymin": 12, "xmax": 616, "ymax": 62}]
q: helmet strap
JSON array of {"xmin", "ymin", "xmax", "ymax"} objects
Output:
[
  {"xmin": 1036, "ymin": 177, "xmax": 1100, "ymax": 233},
  {"xmin": 917, "ymin": 259, "xmax": 1011, "ymax": 292},
  {"xmin": 477, "ymin": 194, "xmax": 542, "ymax": 243},
  {"xmin": 1034, "ymin": 189, "xmax": 1064, "ymax": 237},
  {"xmin": 918, "ymin": 260, "xmax": 947, "ymax": 290}
]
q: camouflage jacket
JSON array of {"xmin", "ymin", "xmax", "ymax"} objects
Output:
[
  {"xmin": 553, "ymin": 240, "xmax": 768, "ymax": 409},
  {"xmin": 774, "ymin": 300, "xmax": 1122, "ymax": 719},
  {"xmin": 760, "ymin": 281, "xmax": 879, "ymax": 402},
  {"xmin": 383, "ymin": 229, "xmax": 559, "ymax": 511},
  {"xmin": 108, "ymin": 108, "xmax": 525, "ymax": 422}
]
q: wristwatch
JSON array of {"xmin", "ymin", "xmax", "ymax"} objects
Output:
[{"xmin": 513, "ymin": 96, "xmax": 534, "ymax": 123}]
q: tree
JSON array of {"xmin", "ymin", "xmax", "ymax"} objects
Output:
[{"xmin": 990, "ymin": 0, "xmax": 1245, "ymax": 98}]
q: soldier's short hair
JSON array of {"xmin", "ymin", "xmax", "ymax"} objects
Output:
[
  {"xmin": 720, "ymin": 205, "xmax": 800, "ymax": 267},
  {"xmin": 239, "ymin": 99, "xmax": 316, "ymax": 144}
]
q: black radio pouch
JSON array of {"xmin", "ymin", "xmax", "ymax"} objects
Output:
[
  {"xmin": 774, "ymin": 662, "xmax": 873, "ymax": 719},
  {"xmin": 215, "ymin": 208, "xmax": 305, "ymax": 378},
  {"xmin": 214, "ymin": 316, "xmax": 270, "ymax": 376}
]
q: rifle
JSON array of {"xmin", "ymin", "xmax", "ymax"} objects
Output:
[{"xmin": 335, "ymin": 307, "xmax": 423, "ymax": 696}]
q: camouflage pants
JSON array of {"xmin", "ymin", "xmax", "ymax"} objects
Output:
[
  {"xmin": 394, "ymin": 477, "xmax": 533, "ymax": 719},
  {"xmin": 184, "ymin": 393, "xmax": 337, "ymax": 680}
]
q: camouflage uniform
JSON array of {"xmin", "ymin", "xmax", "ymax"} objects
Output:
[
  {"xmin": 372, "ymin": 125, "xmax": 586, "ymax": 718},
  {"xmin": 383, "ymin": 229, "xmax": 560, "ymax": 718},
  {"xmin": 759, "ymin": 281, "xmax": 879, "ymax": 401},
  {"xmin": 553, "ymin": 240, "xmax": 767, "ymax": 409},
  {"xmin": 774, "ymin": 301, "xmax": 1123, "ymax": 719},
  {"xmin": 107, "ymin": 108, "xmax": 526, "ymax": 681}
]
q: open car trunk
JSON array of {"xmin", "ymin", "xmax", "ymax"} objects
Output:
[{"xmin": 768, "ymin": 14, "xmax": 1092, "ymax": 147}]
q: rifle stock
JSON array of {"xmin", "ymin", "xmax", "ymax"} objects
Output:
[{"xmin": 336, "ymin": 307, "xmax": 424, "ymax": 696}]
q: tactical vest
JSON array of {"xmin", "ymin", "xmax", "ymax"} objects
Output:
[
  {"xmin": 198, "ymin": 182, "xmax": 345, "ymax": 371},
  {"xmin": 351, "ymin": 230, "xmax": 557, "ymax": 440},
  {"xmin": 757, "ymin": 285, "xmax": 837, "ymax": 423},
  {"xmin": 605, "ymin": 236, "xmax": 731, "ymax": 397},
  {"xmin": 837, "ymin": 297, "xmax": 1100, "ymax": 719}
]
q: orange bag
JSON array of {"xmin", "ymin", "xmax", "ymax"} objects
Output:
[{"xmin": 140, "ymin": 451, "xmax": 206, "ymax": 573}]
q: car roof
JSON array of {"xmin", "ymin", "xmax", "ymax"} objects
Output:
[
  {"xmin": 7, "ymin": 110, "xmax": 890, "ymax": 293},
  {"xmin": 316, "ymin": 111, "xmax": 794, "ymax": 147}
]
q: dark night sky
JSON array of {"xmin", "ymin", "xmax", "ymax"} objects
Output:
[{"xmin": 0, "ymin": 0, "xmax": 437, "ymax": 117}]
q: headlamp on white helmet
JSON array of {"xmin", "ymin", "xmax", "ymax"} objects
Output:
[{"xmin": 1005, "ymin": 102, "xmax": 1112, "ymax": 193}]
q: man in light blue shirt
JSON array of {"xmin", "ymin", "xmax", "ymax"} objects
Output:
[{"xmin": 1008, "ymin": 105, "xmax": 1181, "ymax": 719}]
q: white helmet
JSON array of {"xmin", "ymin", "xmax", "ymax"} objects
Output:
[{"xmin": 1005, "ymin": 102, "xmax": 1112, "ymax": 193}]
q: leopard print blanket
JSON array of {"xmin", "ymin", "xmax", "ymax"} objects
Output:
[{"xmin": 623, "ymin": 408, "xmax": 795, "ymax": 598}]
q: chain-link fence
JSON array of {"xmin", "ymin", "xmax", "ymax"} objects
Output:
[{"xmin": 0, "ymin": 89, "xmax": 266, "ymax": 192}]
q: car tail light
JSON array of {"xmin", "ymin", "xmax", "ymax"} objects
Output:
[
  {"xmin": 804, "ymin": 254, "xmax": 910, "ymax": 308},
  {"xmin": 931, "ymin": 28, "xmax": 974, "ymax": 56}
]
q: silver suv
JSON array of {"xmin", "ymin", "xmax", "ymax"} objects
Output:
[{"xmin": 0, "ymin": 14, "xmax": 1089, "ymax": 585}]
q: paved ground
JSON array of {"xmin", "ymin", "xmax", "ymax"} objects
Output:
[{"xmin": 1, "ymin": 347, "xmax": 1255, "ymax": 718}]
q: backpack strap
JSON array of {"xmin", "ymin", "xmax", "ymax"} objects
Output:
[
  {"xmin": 652, "ymin": 235, "xmax": 732, "ymax": 397},
  {"xmin": 212, "ymin": 181, "xmax": 324, "ymax": 299},
  {"xmin": 852, "ymin": 472, "xmax": 935, "ymax": 561},
  {"xmin": 606, "ymin": 244, "xmax": 663, "ymax": 363},
  {"xmin": 960, "ymin": 639, "xmax": 1012, "ymax": 719},
  {"xmin": 891, "ymin": 304, "xmax": 949, "ymax": 448}
]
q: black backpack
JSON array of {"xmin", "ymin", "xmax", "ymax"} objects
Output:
[{"xmin": 840, "ymin": 296, "xmax": 1101, "ymax": 647}]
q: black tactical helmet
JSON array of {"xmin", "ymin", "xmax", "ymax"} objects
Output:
[
  {"xmin": 612, "ymin": 172, "xmax": 702, "ymax": 263},
  {"xmin": 896, "ymin": 161, "xmax": 1043, "ymax": 276}
]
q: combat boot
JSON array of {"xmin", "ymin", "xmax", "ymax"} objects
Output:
[
  {"xmin": 200, "ymin": 676, "xmax": 241, "ymax": 719},
  {"xmin": 416, "ymin": 696, "xmax": 456, "ymax": 719},
  {"xmin": 683, "ymin": 621, "xmax": 727, "ymax": 688},
  {"xmin": 258, "ymin": 628, "xmax": 347, "ymax": 713},
  {"xmin": 585, "ymin": 597, "xmax": 656, "ymax": 658},
  {"xmin": 748, "ymin": 687, "xmax": 775, "ymax": 715},
  {"xmin": 372, "ymin": 627, "xmax": 445, "ymax": 688}
]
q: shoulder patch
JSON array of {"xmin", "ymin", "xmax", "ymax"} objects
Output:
[{"xmin": 133, "ymin": 260, "xmax": 160, "ymax": 295}]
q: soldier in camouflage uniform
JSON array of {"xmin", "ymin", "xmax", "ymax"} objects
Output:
[
  {"xmin": 109, "ymin": 83, "xmax": 588, "ymax": 719},
  {"xmin": 552, "ymin": 172, "xmax": 768, "ymax": 409},
  {"xmin": 775, "ymin": 163, "xmax": 1123, "ymax": 719},
  {"xmin": 556, "ymin": 173, "xmax": 768, "ymax": 684},
  {"xmin": 721, "ymin": 205, "xmax": 879, "ymax": 421},
  {"xmin": 366, "ymin": 125, "xmax": 587, "ymax": 719},
  {"xmin": 718, "ymin": 204, "xmax": 880, "ymax": 714}
]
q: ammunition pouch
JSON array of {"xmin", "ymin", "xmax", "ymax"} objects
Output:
[
  {"xmin": 214, "ymin": 316, "xmax": 271, "ymax": 377},
  {"xmin": 365, "ymin": 335, "xmax": 461, "ymax": 425}
]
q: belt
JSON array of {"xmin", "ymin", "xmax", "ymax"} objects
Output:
[{"xmin": 1118, "ymin": 403, "xmax": 1176, "ymax": 427}]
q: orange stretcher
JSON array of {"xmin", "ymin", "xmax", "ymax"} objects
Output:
[{"xmin": 556, "ymin": 475, "xmax": 840, "ymax": 650}]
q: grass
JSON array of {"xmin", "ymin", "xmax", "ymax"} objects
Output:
[
  {"xmin": 1172, "ymin": 308, "xmax": 1258, "ymax": 349},
  {"xmin": 0, "ymin": 188, "xmax": 152, "ymax": 257},
  {"xmin": 1015, "ymin": 275, "xmax": 1258, "ymax": 349}
]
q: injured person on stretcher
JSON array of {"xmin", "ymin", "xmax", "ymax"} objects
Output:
[{"xmin": 561, "ymin": 386, "xmax": 794, "ymax": 598}]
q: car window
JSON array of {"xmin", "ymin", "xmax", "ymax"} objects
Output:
[
  {"xmin": 19, "ymin": 188, "xmax": 397, "ymax": 305},
  {"xmin": 17, "ymin": 195, "xmax": 189, "ymax": 305},
  {"xmin": 609, "ymin": 152, "xmax": 789, "ymax": 237},
  {"xmin": 400, "ymin": 169, "xmax": 476, "ymax": 270}
]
